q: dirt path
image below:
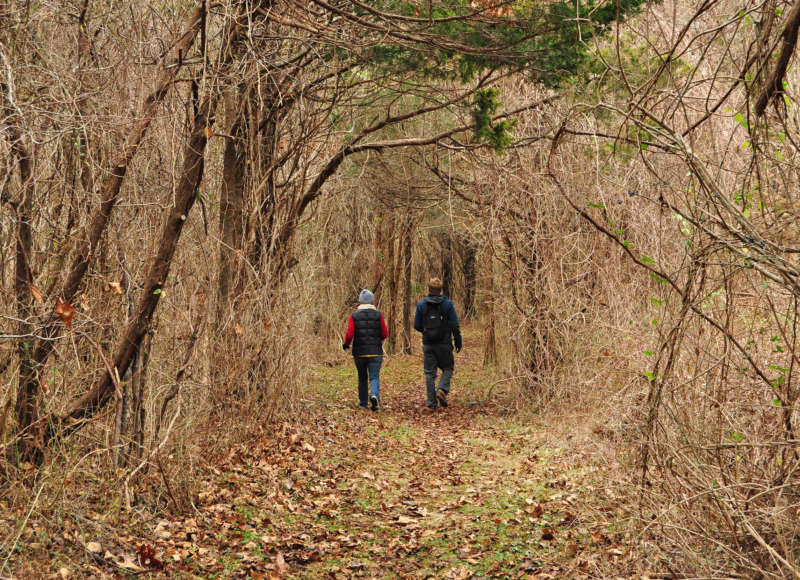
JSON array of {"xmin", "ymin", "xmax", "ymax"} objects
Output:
[
  {"xmin": 164, "ymin": 331, "xmax": 639, "ymax": 579},
  {"xmin": 20, "ymin": 330, "xmax": 642, "ymax": 578}
]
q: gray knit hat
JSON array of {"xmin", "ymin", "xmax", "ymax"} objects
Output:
[{"xmin": 358, "ymin": 289, "xmax": 374, "ymax": 304}]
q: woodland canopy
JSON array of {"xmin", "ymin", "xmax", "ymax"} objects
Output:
[{"xmin": 3, "ymin": 0, "xmax": 800, "ymax": 576}]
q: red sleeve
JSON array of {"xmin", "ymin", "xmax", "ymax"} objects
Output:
[
  {"xmin": 344, "ymin": 314, "xmax": 355, "ymax": 345},
  {"xmin": 380, "ymin": 314, "xmax": 388, "ymax": 340}
]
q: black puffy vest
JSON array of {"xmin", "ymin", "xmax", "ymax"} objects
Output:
[{"xmin": 352, "ymin": 308, "xmax": 383, "ymax": 356}]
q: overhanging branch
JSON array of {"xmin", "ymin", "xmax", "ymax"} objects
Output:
[{"xmin": 755, "ymin": 0, "xmax": 800, "ymax": 115}]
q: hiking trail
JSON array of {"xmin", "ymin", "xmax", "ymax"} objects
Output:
[{"xmin": 28, "ymin": 327, "xmax": 641, "ymax": 578}]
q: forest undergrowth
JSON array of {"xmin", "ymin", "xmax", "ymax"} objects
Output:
[{"xmin": 0, "ymin": 324, "xmax": 659, "ymax": 579}]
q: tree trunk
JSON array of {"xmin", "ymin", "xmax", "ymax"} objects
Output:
[
  {"xmin": 371, "ymin": 215, "xmax": 385, "ymax": 306},
  {"xmin": 520, "ymin": 243, "xmax": 546, "ymax": 386},
  {"xmin": 113, "ymin": 245, "xmax": 151, "ymax": 468},
  {"xmin": 386, "ymin": 213, "xmax": 397, "ymax": 354},
  {"xmin": 401, "ymin": 220, "xmax": 413, "ymax": 354},
  {"xmin": 216, "ymin": 87, "xmax": 246, "ymax": 330},
  {"xmin": 11, "ymin": 134, "xmax": 38, "ymax": 464},
  {"xmin": 483, "ymin": 250, "xmax": 497, "ymax": 366},
  {"xmin": 460, "ymin": 236, "xmax": 476, "ymax": 319},
  {"xmin": 247, "ymin": 97, "xmax": 281, "ymax": 283},
  {"xmin": 441, "ymin": 233, "xmax": 453, "ymax": 299},
  {"xmin": 214, "ymin": 87, "xmax": 248, "ymax": 399},
  {"xmin": 128, "ymin": 330, "xmax": 151, "ymax": 464}
]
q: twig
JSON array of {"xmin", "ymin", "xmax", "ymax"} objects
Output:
[{"xmin": 0, "ymin": 481, "xmax": 45, "ymax": 575}]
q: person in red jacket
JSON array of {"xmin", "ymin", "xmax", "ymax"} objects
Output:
[{"xmin": 343, "ymin": 289, "xmax": 389, "ymax": 410}]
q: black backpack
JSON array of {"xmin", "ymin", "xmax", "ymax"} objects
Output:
[{"xmin": 422, "ymin": 302, "xmax": 447, "ymax": 342}]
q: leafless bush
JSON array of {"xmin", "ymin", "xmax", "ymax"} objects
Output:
[{"xmin": 541, "ymin": 0, "xmax": 800, "ymax": 574}]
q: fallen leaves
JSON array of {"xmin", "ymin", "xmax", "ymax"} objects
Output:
[
  {"xmin": 54, "ymin": 300, "xmax": 75, "ymax": 328},
  {"xmin": 273, "ymin": 551, "xmax": 288, "ymax": 577},
  {"xmin": 154, "ymin": 520, "xmax": 172, "ymax": 540},
  {"xmin": 527, "ymin": 502, "xmax": 544, "ymax": 518},
  {"xmin": 11, "ymin": 356, "xmax": 644, "ymax": 579},
  {"xmin": 80, "ymin": 542, "xmax": 163, "ymax": 574},
  {"xmin": 29, "ymin": 283, "xmax": 43, "ymax": 303}
]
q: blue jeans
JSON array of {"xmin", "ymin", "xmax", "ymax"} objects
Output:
[
  {"xmin": 423, "ymin": 343, "xmax": 454, "ymax": 407},
  {"xmin": 354, "ymin": 356, "xmax": 382, "ymax": 406}
]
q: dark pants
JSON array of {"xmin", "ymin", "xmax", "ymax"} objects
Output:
[
  {"xmin": 423, "ymin": 343, "xmax": 454, "ymax": 407},
  {"xmin": 354, "ymin": 356, "xmax": 383, "ymax": 406}
]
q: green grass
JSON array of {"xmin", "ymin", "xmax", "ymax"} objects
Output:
[
  {"xmin": 172, "ymin": 328, "xmax": 633, "ymax": 579},
  {"xmin": 380, "ymin": 423, "xmax": 419, "ymax": 445}
]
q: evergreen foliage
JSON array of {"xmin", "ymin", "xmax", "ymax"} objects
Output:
[
  {"xmin": 358, "ymin": 1, "xmax": 648, "ymax": 149},
  {"xmin": 364, "ymin": 0, "xmax": 648, "ymax": 86},
  {"xmin": 471, "ymin": 88, "xmax": 517, "ymax": 152}
]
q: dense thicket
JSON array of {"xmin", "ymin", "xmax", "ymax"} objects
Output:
[{"xmin": 3, "ymin": 0, "xmax": 800, "ymax": 575}]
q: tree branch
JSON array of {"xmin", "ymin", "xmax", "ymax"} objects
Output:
[
  {"xmin": 26, "ymin": 4, "xmax": 206, "ymax": 401},
  {"xmin": 755, "ymin": 0, "xmax": 800, "ymax": 115},
  {"xmin": 296, "ymin": 96, "xmax": 555, "ymax": 219}
]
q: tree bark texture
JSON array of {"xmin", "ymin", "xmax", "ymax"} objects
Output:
[
  {"xmin": 10, "ymin": 131, "xmax": 37, "ymax": 463},
  {"xmin": 755, "ymin": 0, "xmax": 800, "ymax": 115},
  {"xmin": 441, "ymin": 233, "xmax": 454, "ymax": 299},
  {"xmin": 386, "ymin": 213, "xmax": 398, "ymax": 354},
  {"xmin": 401, "ymin": 220, "xmax": 413, "ymax": 354},
  {"xmin": 371, "ymin": 215, "xmax": 385, "ymax": 306},
  {"xmin": 217, "ymin": 87, "xmax": 247, "ymax": 329},
  {"xmin": 483, "ymin": 250, "xmax": 497, "ymax": 366},
  {"xmin": 461, "ymin": 237, "xmax": 476, "ymax": 319}
]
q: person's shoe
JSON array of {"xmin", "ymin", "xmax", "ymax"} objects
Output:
[
  {"xmin": 359, "ymin": 402, "xmax": 369, "ymax": 410},
  {"xmin": 436, "ymin": 389, "xmax": 448, "ymax": 408},
  {"xmin": 370, "ymin": 395, "xmax": 379, "ymax": 411}
]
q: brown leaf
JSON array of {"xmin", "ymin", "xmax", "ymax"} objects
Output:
[
  {"xmin": 541, "ymin": 527, "xmax": 555, "ymax": 541},
  {"xmin": 136, "ymin": 544, "xmax": 165, "ymax": 570},
  {"xmin": 54, "ymin": 300, "xmax": 75, "ymax": 329},
  {"xmin": 108, "ymin": 281, "xmax": 123, "ymax": 295},
  {"xmin": 204, "ymin": 126, "xmax": 213, "ymax": 139},
  {"xmin": 79, "ymin": 293, "xmax": 89, "ymax": 311},
  {"xmin": 86, "ymin": 541, "xmax": 102, "ymax": 553},
  {"xmin": 29, "ymin": 283, "xmax": 43, "ymax": 304},
  {"xmin": 116, "ymin": 553, "xmax": 144, "ymax": 571},
  {"xmin": 273, "ymin": 552, "xmax": 288, "ymax": 577}
]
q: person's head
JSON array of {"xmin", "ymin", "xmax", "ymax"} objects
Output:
[
  {"xmin": 358, "ymin": 289, "xmax": 375, "ymax": 304},
  {"xmin": 427, "ymin": 277, "xmax": 443, "ymax": 295}
]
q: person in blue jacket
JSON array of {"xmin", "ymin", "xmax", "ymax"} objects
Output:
[{"xmin": 413, "ymin": 277, "xmax": 462, "ymax": 410}]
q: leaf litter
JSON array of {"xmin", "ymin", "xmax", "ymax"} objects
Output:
[{"xmin": 2, "ymin": 339, "xmax": 649, "ymax": 578}]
